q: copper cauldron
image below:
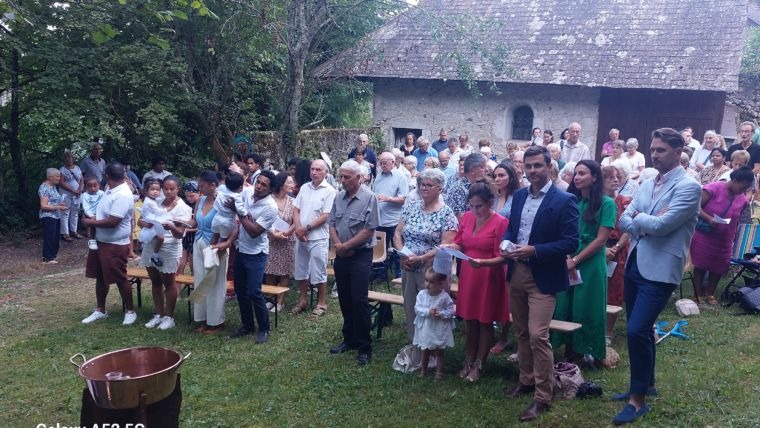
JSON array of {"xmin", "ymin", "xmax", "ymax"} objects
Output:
[{"xmin": 70, "ymin": 347, "xmax": 190, "ymax": 409}]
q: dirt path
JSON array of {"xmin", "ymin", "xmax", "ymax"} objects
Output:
[{"xmin": 0, "ymin": 237, "xmax": 92, "ymax": 282}]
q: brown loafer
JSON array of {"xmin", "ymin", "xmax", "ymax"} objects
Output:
[
  {"xmin": 505, "ymin": 383, "xmax": 535, "ymax": 398},
  {"xmin": 202, "ymin": 323, "xmax": 225, "ymax": 335},
  {"xmin": 518, "ymin": 400, "xmax": 550, "ymax": 422}
]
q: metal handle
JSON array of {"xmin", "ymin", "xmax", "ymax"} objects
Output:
[
  {"xmin": 182, "ymin": 352, "xmax": 192, "ymax": 361},
  {"xmin": 69, "ymin": 353, "xmax": 87, "ymax": 368}
]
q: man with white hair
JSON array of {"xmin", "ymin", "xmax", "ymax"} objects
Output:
[
  {"xmin": 348, "ymin": 133, "xmax": 377, "ymax": 176},
  {"xmin": 559, "ymin": 122, "xmax": 592, "ymax": 163},
  {"xmin": 291, "ymin": 159, "xmax": 337, "ymax": 316},
  {"xmin": 329, "ymin": 160, "xmax": 380, "ymax": 366},
  {"xmin": 373, "ymin": 152, "xmax": 409, "ymax": 279},
  {"xmin": 412, "ymin": 137, "xmax": 438, "ymax": 172},
  {"xmin": 727, "ymin": 121, "xmax": 760, "ymax": 172}
]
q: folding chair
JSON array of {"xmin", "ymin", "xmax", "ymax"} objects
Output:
[
  {"xmin": 370, "ymin": 231, "xmax": 391, "ymax": 291},
  {"xmin": 721, "ymin": 223, "xmax": 760, "ymax": 302},
  {"xmin": 679, "ymin": 251, "xmax": 697, "ymax": 302}
]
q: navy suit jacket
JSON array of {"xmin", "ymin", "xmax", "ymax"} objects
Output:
[{"xmin": 503, "ymin": 183, "xmax": 579, "ymax": 295}]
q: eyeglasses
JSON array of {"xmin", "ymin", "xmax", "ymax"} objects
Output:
[{"xmin": 419, "ymin": 183, "xmax": 439, "ymax": 189}]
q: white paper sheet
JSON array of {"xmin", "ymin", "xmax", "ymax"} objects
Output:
[
  {"xmin": 397, "ymin": 246, "xmax": 415, "ymax": 258},
  {"xmin": 568, "ymin": 271, "xmax": 583, "ymax": 286},
  {"xmin": 433, "ymin": 251, "xmax": 453, "ymax": 275},
  {"xmin": 272, "ymin": 216, "xmax": 290, "ymax": 232},
  {"xmin": 713, "ymin": 214, "xmax": 731, "ymax": 225},
  {"xmin": 436, "ymin": 245, "xmax": 471, "ymax": 261},
  {"xmin": 607, "ymin": 260, "xmax": 618, "ymax": 277}
]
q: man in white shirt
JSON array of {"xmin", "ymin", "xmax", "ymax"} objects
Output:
[
  {"xmin": 559, "ymin": 122, "xmax": 592, "ymax": 163},
  {"xmin": 81, "ymin": 162, "xmax": 137, "ymax": 326},
  {"xmin": 292, "ymin": 159, "xmax": 337, "ymax": 315},
  {"xmin": 681, "ymin": 127, "xmax": 701, "ymax": 153}
]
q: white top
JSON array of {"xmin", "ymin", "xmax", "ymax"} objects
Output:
[
  {"xmin": 560, "ymin": 141, "xmax": 592, "ymax": 163},
  {"xmin": 94, "ymin": 182, "xmax": 135, "ymax": 245},
  {"xmin": 237, "ymin": 193, "xmax": 278, "ymax": 255},
  {"xmin": 623, "ymin": 151, "xmax": 646, "ymax": 171},
  {"xmin": 158, "ymin": 198, "xmax": 192, "ymax": 245},
  {"xmin": 413, "ymin": 289, "xmax": 455, "ymax": 350},
  {"xmin": 142, "ymin": 169, "xmax": 172, "ymax": 184},
  {"xmin": 82, "ymin": 190, "xmax": 105, "ymax": 217},
  {"xmin": 214, "ymin": 186, "xmax": 247, "ymax": 218},
  {"xmin": 293, "ymin": 179, "xmax": 336, "ymax": 241},
  {"xmin": 690, "ymin": 145, "xmax": 713, "ymax": 169}
]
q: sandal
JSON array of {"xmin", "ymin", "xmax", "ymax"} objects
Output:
[
  {"xmin": 312, "ymin": 306, "xmax": 327, "ymax": 316},
  {"xmin": 458, "ymin": 358, "xmax": 473, "ymax": 378},
  {"xmin": 61, "ymin": 235, "xmax": 73, "ymax": 242},
  {"xmin": 706, "ymin": 295, "xmax": 718, "ymax": 306},
  {"xmin": 434, "ymin": 371, "xmax": 444, "ymax": 381},
  {"xmin": 289, "ymin": 304, "xmax": 307, "ymax": 315},
  {"xmin": 490, "ymin": 340, "xmax": 509, "ymax": 354},
  {"xmin": 466, "ymin": 359, "xmax": 483, "ymax": 382}
]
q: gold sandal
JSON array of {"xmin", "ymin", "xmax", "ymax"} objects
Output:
[{"xmin": 458, "ymin": 358, "xmax": 473, "ymax": 378}]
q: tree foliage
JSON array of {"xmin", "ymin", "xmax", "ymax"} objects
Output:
[{"xmin": 0, "ymin": 0, "xmax": 399, "ymax": 228}]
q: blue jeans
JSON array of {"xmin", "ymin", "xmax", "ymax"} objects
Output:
[
  {"xmin": 234, "ymin": 250, "xmax": 270, "ymax": 333},
  {"xmin": 42, "ymin": 217, "xmax": 60, "ymax": 261},
  {"xmin": 624, "ymin": 251, "xmax": 676, "ymax": 395}
]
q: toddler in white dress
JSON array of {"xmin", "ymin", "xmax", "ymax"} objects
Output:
[
  {"xmin": 138, "ymin": 179, "xmax": 170, "ymax": 267},
  {"xmin": 211, "ymin": 172, "xmax": 247, "ymax": 244},
  {"xmin": 414, "ymin": 268, "xmax": 455, "ymax": 379}
]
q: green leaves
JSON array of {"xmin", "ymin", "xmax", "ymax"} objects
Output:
[{"xmin": 91, "ymin": 24, "xmax": 118, "ymax": 45}]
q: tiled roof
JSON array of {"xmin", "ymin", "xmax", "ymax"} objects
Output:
[{"xmin": 317, "ymin": 0, "xmax": 747, "ymax": 92}]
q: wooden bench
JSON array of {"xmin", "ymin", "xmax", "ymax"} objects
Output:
[
  {"xmin": 226, "ymin": 281, "xmax": 290, "ymax": 328},
  {"xmin": 607, "ymin": 305, "xmax": 623, "ymax": 315},
  {"xmin": 368, "ymin": 290, "xmax": 585, "ymax": 336},
  {"xmin": 127, "ymin": 268, "xmax": 194, "ymax": 323},
  {"xmin": 368, "ymin": 290, "xmax": 403, "ymax": 338},
  {"xmin": 128, "ymin": 267, "xmax": 289, "ymax": 327}
]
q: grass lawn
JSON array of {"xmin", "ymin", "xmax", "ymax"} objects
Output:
[{"xmin": 2, "ymin": 268, "xmax": 760, "ymax": 427}]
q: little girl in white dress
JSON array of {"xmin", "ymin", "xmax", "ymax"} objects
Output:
[{"xmin": 414, "ymin": 268, "xmax": 455, "ymax": 379}]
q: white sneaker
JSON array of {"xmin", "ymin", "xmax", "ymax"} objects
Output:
[
  {"xmin": 269, "ymin": 303, "xmax": 284, "ymax": 313},
  {"xmin": 144, "ymin": 315, "xmax": 163, "ymax": 328},
  {"xmin": 330, "ymin": 288, "xmax": 339, "ymax": 299},
  {"xmin": 157, "ymin": 317, "xmax": 176, "ymax": 330},
  {"xmin": 82, "ymin": 310, "xmax": 107, "ymax": 324},
  {"xmin": 88, "ymin": 239, "xmax": 98, "ymax": 250},
  {"xmin": 122, "ymin": 311, "xmax": 137, "ymax": 325},
  {"xmin": 266, "ymin": 302, "xmax": 274, "ymax": 311}
]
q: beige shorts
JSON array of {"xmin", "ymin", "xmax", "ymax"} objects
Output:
[{"xmin": 294, "ymin": 239, "xmax": 328, "ymax": 284}]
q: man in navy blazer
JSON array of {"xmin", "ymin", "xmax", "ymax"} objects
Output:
[
  {"xmin": 612, "ymin": 128, "xmax": 701, "ymax": 425},
  {"xmin": 501, "ymin": 145, "xmax": 579, "ymax": 422}
]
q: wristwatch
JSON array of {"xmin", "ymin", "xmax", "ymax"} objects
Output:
[{"xmin": 306, "ymin": 224, "xmax": 312, "ymax": 232}]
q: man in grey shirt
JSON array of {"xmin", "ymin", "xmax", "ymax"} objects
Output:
[
  {"xmin": 328, "ymin": 160, "xmax": 380, "ymax": 366},
  {"xmin": 372, "ymin": 151, "xmax": 409, "ymax": 279},
  {"xmin": 80, "ymin": 141, "xmax": 106, "ymax": 188}
]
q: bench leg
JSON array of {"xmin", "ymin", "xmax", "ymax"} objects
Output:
[{"xmin": 185, "ymin": 285, "xmax": 193, "ymax": 324}]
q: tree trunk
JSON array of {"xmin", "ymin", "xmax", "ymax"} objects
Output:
[
  {"xmin": 8, "ymin": 48, "xmax": 28, "ymax": 207},
  {"xmin": 279, "ymin": 0, "xmax": 327, "ymax": 167}
]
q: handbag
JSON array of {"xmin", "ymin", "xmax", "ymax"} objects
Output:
[
  {"xmin": 695, "ymin": 198, "xmax": 733, "ymax": 234},
  {"xmin": 552, "ymin": 362, "xmax": 584, "ymax": 399}
]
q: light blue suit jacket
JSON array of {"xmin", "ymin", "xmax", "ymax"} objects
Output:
[{"xmin": 619, "ymin": 166, "xmax": 701, "ymax": 285}]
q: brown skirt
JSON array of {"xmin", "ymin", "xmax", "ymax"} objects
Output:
[{"xmin": 86, "ymin": 242, "xmax": 129, "ymax": 285}]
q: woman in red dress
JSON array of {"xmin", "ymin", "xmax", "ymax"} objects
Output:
[
  {"xmin": 602, "ymin": 165, "xmax": 631, "ymax": 344},
  {"xmin": 442, "ymin": 182, "xmax": 509, "ymax": 382}
]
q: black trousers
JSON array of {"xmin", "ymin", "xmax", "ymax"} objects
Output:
[
  {"xmin": 334, "ymin": 248, "xmax": 373, "ymax": 354},
  {"xmin": 42, "ymin": 217, "xmax": 60, "ymax": 261}
]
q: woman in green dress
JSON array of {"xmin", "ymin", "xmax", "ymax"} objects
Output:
[{"xmin": 553, "ymin": 160, "xmax": 616, "ymax": 363}]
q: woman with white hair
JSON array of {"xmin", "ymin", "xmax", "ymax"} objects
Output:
[
  {"xmin": 690, "ymin": 130, "xmax": 718, "ymax": 171},
  {"xmin": 39, "ymin": 168, "xmax": 67, "ymax": 264},
  {"xmin": 560, "ymin": 161, "xmax": 577, "ymax": 185},
  {"xmin": 611, "ymin": 159, "xmax": 639, "ymax": 198},
  {"xmin": 403, "ymin": 155, "xmax": 419, "ymax": 190},
  {"xmin": 622, "ymin": 138, "xmax": 645, "ymax": 180}
]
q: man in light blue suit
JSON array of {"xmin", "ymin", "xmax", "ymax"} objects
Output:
[{"xmin": 613, "ymin": 128, "xmax": 701, "ymax": 425}]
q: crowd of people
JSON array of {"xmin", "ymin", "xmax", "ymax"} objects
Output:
[{"xmin": 37, "ymin": 120, "xmax": 760, "ymax": 424}]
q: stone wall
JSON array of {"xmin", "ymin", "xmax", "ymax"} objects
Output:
[
  {"xmin": 728, "ymin": 75, "xmax": 760, "ymax": 125},
  {"xmin": 371, "ymin": 78, "xmax": 601, "ymax": 159},
  {"xmin": 248, "ymin": 127, "xmax": 380, "ymax": 170}
]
